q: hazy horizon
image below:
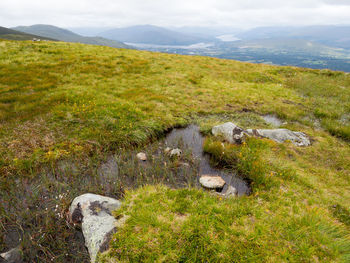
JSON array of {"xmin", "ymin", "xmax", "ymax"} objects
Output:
[{"xmin": 2, "ymin": 0, "xmax": 350, "ymax": 29}]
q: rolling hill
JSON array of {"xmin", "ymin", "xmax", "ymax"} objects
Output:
[
  {"xmin": 12, "ymin": 24, "xmax": 131, "ymax": 49},
  {"xmin": 227, "ymin": 38, "xmax": 350, "ymax": 56},
  {"xmin": 0, "ymin": 39, "xmax": 350, "ymax": 262},
  {"xmin": 97, "ymin": 24, "xmax": 215, "ymax": 45},
  {"xmin": 237, "ymin": 25, "xmax": 350, "ymax": 49},
  {"xmin": 0, "ymin": 26, "xmax": 55, "ymax": 41},
  {"xmin": 67, "ymin": 26, "xmax": 114, "ymax": 37},
  {"xmin": 211, "ymin": 38, "xmax": 350, "ymax": 71}
]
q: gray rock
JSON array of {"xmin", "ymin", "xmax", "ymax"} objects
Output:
[
  {"xmin": 0, "ymin": 246, "xmax": 23, "ymax": 263},
  {"xmin": 164, "ymin": 147, "xmax": 172, "ymax": 154},
  {"xmin": 170, "ymin": 148, "xmax": 182, "ymax": 157},
  {"xmin": 199, "ymin": 175, "xmax": 226, "ymax": 189},
  {"xmin": 179, "ymin": 162, "xmax": 190, "ymax": 167},
  {"xmin": 339, "ymin": 114, "xmax": 349, "ymax": 125},
  {"xmin": 69, "ymin": 194, "xmax": 122, "ymax": 263},
  {"xmin": 212, "ymin": 122, "xmax": 246, "ymax": 144},
  {"xmin": 224, "ymin": 186, "xmax": 238, "ymax": 197},
  {"xmin": 213, "ymin": 185, "xmax": 238, "ymax": 198},
  {"xmin": 247, "ymin": 128, "xmax": 310, "ymax": 146},
  {"xmin": 136, "ymin": 152, "xmax": 147, "ymax": 161}
]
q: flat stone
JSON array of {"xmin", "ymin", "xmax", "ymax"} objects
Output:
[
  {"xmin": 170, "ymin": 148, "xmax": 182, "ymax": 157},
  {"xmin": 212, "ymin": 122, "xmax": 246, "ymax": 144},
  {"xmin": 69, "ymin": 194, "xmax": 122, "ymax": 263},
  {"xmin": 179, "ymin": 162, "xmax": 190, "ymax": 167},
  {"xmin": 247, "ymin": 128, "xmax": 310, "ymax": 146},
  {"xmin": 199, "ymin": 175, "xmax": 226, "ymax": 189},
  {"xmin": 136, "ymin": 152, "xmax": 147, "ymax": 161},
  {"xmin": 0, "ymin": 246, "xmax": 23, "ymax": 263}
]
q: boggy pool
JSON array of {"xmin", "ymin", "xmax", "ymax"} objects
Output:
[{"xmin": 163, "ymin": 125, "xmax": 250, "ymax": 196}]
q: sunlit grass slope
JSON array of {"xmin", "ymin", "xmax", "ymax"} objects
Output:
[
  {"xmin": 1, "ymin": 40, "xmax": 349, "ymax": 171},
  {"xmin": 0, "ymin": 39, "xmax": 350, "ymax": 262}
]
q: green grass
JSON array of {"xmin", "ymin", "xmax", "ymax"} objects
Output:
[
  {"xmin": 0, "ymin": 39, "xmax": 350, "ymax": 262},
  {"xmin": 101, "ymin": 185, "xmax": 350, "ymax": 262},
  {"xmin": 203, "ymin": 137, "xmax": 279, "ymax": 190}
]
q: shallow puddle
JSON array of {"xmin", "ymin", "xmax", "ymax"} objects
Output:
[
  {"xmin": 110, "ymin": 125, "xmax": 250, "ymax": 196},
  {"xmin": 1, "ymin": 124, "xmax": 251, "ymax": 261},
  {"xmin": 163, "ymin": 125, "xmax": 250, "ymax": 196}
]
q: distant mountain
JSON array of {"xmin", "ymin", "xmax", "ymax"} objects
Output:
[
  {"xmin": 12, "ymin": 24, "xmax": 131, "ymax": 49},
  {"xmin": 0, "ymin": 26, "xmax": 55, "ymax": 41},
  {"xmin": 98, "ymin": 25, "xmax": 215, "ymax": 45},
  {"xmin": 67, "ymin": 27, "xmax": 114, "ymax": 37},
  {"xmin": 131, "ymin": 34, "xmax": 350, "ymax": 72},
  {"xmin": 237, "ymin": 25, "xmax": 350, "ymax": 49},
  {"xmin": 169, "ymin": 26, "xmax": 242, "ymax": 38}
]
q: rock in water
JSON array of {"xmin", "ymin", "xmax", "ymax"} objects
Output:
[
  {"xmin": 170, "ymin": 148, "xmax": 182, "ymax": 157},
  {"xmin": 213, "ymin": 185, "xmax": 238, "ymax": 198},
  {"xmin": 69, "ymin": 194, "xmax": 122, "ymax": 263},
  {"xmin": 212, "ymin": 122, "xmax": 246, "ymax": 144},
  {"xmin": 199, "ymin": 175, "xmax": 226, "ymax": 189},
  {"xmin": 0, "ymin": 246, "xmax": 23, "ymax": 263},
  {"xmin": 164, "ymin": 147, "xmax": 172, "ymax": 154},
  {"xmin": 246, "ymin": 129, "xmax": 310, "ymax": 146},
  {"xmin": 224, "ymin": 186, "xmax": 238, "ymax": 197},
  {"xmin": 136, "ymin": 152, "xmax": 147, "ymax": 161}
]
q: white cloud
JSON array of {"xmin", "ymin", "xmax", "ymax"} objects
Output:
[{"xmin": 0, "ymin": 0, "xmax": 350, "ymax": 28}]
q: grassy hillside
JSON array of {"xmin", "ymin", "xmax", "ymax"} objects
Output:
[
  {"xmin": 0, "ymin": 26, "xmax": 55, "ymax": 41},
  {"xmin": 12, "ymin": 24, "xmax": 131, "ymax": 49},
  {"xmin": 0, "ymin": 40, "xmax": 350, "ymax": 262}
]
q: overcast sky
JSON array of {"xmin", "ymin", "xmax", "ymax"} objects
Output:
[{"xmin": 1, "ymin": 0, "xmax": 350, "ymax": 29}]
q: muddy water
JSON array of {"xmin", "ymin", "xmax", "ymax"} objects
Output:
[
  {"xmin": 0, "ymin": 125, "xmax": 250, "ymax": 261},
  {"xmin": 164, "ymin": 125, "xmax": 250, "ymax": 196}
]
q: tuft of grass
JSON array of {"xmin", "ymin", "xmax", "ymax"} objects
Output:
[
  {"xmin": 285, "ymin": 73, "xmax": 350, "ymax": 140},
  {"xmin": 203, "ymin": 136, "xmax": 280, "ymax": 190},
  {"xmin": 100, "ymin": 185, "xmax": 350, "ymax": 263},
  {"xmin": 331, "ymin": 204, "xmax": 350, "ymax": 228}
]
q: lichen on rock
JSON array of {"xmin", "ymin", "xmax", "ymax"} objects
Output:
[{"xmin": 69, "ymin": 194, "xmax": 122, "ymax": 263}]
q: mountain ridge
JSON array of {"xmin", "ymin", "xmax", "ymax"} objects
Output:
[
  {"xmin": 12, "ymin": 24, "xmax": 131, "ymax": 49},
  {"xmin": 0, "ymin": 26, "xmax": 56, "ymax": 41},
  {"xmin": 237, "ymin": 25, "xmax": 350, "ymax": 49},
  {"xmin": 97, "ymin": 24, "xmax": 216, "ymax": 45}
]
